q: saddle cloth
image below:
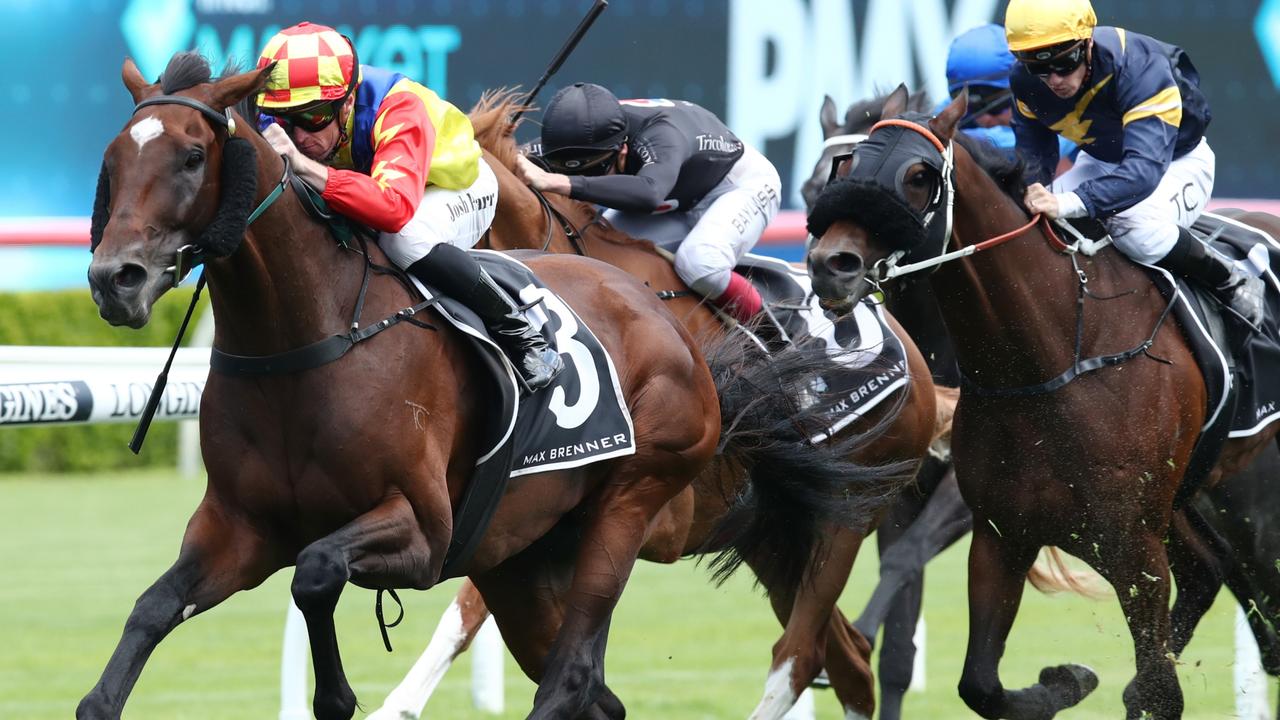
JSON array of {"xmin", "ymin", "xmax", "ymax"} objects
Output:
[
  {"xmin": 737, "ymin": 254, "xmax": 911, "ymax": 443},
  {"xmin": 410, "ymin": 250, "xmax": 636, "ymax": 579},
  {"xmin": 1161, "ymin": 212, "xmax": 1280, "ymax": 439}
]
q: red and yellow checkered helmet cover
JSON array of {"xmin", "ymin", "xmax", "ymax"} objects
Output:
[{"xmin": 256, "ymin": 22, "xmax": 360, "ymax": 111}]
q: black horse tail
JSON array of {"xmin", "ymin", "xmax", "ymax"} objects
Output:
[{"xmin": 703, "ymin": 335, "xmax": 916, "ymax": 591}]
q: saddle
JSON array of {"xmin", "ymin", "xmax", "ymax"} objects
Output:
[{"xmin": 1064, "ymin": 212, "xmax": 1280, "ymax": 503}]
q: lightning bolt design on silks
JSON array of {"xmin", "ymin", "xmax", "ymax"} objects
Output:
[
  {"xmin": 1049, "ymin": 74, "xmax": 1113, "ymax": 145},
  {"xmin": 372, "ymin": 156, "xmax": 409, "ymax": 190}
]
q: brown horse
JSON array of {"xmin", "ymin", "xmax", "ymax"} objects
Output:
[
  {"xmin": 368, "ymin": 93, "xmax": 941, "ymax": 720},
  {"xmin": 807, "ymin": 87, "xmax": 1280, "ymax": 719},
  {"xmin": 80, "ymin": 54, "xmax": 895, "ymax": 720}
]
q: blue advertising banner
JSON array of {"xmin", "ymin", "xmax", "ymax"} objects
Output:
[{"xmin": 2, "ymin": 0, "xmax": 1277, "ymax": 220}]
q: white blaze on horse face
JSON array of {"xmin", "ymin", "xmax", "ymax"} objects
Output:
[{"xmin": 130, "ymin": 116, "xmax": 164, "ymax": 154}]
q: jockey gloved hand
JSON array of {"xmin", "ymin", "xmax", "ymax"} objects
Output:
[
  {"xmin": 1024, "ymin": 182, "xmax": 1086, "ymax": 220},
  {"xmin": 262, "ymin": 123, "xmax": 330, "ymax": 189},
  {"xmin": 515, "ymin": 154, "xmax": 571, "ymax": 195}
]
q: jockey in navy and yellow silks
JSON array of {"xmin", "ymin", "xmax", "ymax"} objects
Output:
[
  {"xmin": 1005, "ymin": 0, "xmax": 1264, "ymax": 326},
  {"xmin": 256, "ymin": 22, "xmax": 562, "ymax": 389}
]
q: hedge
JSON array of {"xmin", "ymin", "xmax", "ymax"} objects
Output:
[{"xmin": 0, "ymin": 288, "xmax": 210, "ymax": 473}]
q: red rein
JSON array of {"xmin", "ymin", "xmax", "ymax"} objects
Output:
[{"xmin": 867, "ymin": 118, "xmax": 1071, "ymax": 256}]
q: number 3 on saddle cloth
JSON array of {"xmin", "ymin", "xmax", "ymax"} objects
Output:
[
  {"xmin": 408, "ymin": 250, "xmax": 636, "ymax": 579},
  {"xmin": 737, "ymin": 254, "xmax": 911, "ymax": 444}
]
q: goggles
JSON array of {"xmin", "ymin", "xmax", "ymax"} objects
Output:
[
  {"xmin": 266, "ymin": 101, "xmax": 341, "ymax": 134},
  {"xmin": 541, "ymin": 147, "xmax": 621, "ymax": 177},
  {"xmin": 949, "ymin": 85, "xmax": 1013, "ymax": 118},
  {"xmin": 1017, "ymin": 41, "xmax": 1087, "ymax": 78}
]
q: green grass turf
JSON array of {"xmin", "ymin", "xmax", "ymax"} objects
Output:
[{"xmin": 0, "ymin": 469, "xmax": 1271, "ymax": 718}]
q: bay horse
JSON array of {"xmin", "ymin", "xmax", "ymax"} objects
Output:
[
  {"xmin": 801, "ymin": 87, "xmax": 1096, "ymax": 720},
  {"xmin": 80, "ymin": 54, "xmax": 899, "ymax": 720},
  {"xmin": 368, "ymin": 92, "xmax": 941, "ymax": 720},
  {"xmin": 807, "ymin": 87, "xmax": 1280, "ymax": 719}
]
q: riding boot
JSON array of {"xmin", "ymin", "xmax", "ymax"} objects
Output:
[
  {"xmin": 1155, "ymin": 226, "xmax": 1265, "ymax": 327},
  {"xmin": 408, "ymin": 244, "xmax": 564, "ymax": 391}
]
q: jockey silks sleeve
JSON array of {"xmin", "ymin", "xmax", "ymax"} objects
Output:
[
  {"xmin": 322, "ymin": 89, "xmax": 435, "ymax": 233},
  {"xmin": 567, "ymin": 100, "xmax": 744, "ymax": 214},
  {"xmin": 1010, "ymin": 27, "xmax": 1211, "ymax": 218}
]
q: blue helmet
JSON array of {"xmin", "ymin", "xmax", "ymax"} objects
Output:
[{"xmin": 946, "ymin": 24, "xmax": 1016, "ymax": 93}]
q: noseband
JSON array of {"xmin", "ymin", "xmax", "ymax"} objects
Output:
[
  {"xmin": 93, "ymin": 94, "xmax": 288, "ymax": 287},
  {"xmin": 853, "ymin": 118, "xmax": 1064, "ymax": 284}
]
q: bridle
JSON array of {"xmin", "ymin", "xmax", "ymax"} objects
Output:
[{"xmin": 841, "ymin": 118, "xmax": 1068, "ymax": 286}]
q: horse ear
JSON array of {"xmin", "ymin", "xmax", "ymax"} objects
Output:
[
  {"xmin": 819, "ymin": 95, "xmax": 840, "ymax": 138},
  {"xmin": 210, "ymin": 62, "xmax": 275, "ymax": 111},
  {"xmin": 930, "ymin": 89, "xmax": 967, "ymax": 141},
  {"xmin": 880, "ymin": 83, "xmax": 910, "ymax": 120},
  {"xmin": 122, "ymin": 58, "xmax": 157, "ymax": 104}
]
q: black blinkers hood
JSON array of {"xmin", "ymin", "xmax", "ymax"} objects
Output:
[{"xmin": 807, "ymin": 178, "xmax": 928, "ymax": 253}]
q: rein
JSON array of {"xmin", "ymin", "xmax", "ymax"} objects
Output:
[
  {"xmin": 531, "ymin": 186, "xmax": 588, "ymax": 255},
  {"xmin": 125, "ymin": 95, "xmax": 437, "ymax": 452},
  {"xmin": 854, "ymin": 117, "xmax": 1178, "ymax": 397}
]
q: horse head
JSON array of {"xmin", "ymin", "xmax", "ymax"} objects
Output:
[
  {"xmin": 88, "ymin": 53, "xmax": 272, "ymax": 328},
  {"xmin": 799, "ymin": 85, "xmax": 932, "ymax": 212},
  {"xmin": 806, "ymin": 87, "xmax": 969, "ymax": 314}
]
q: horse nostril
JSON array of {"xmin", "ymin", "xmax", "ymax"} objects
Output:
[
  {"xmin": 113, "ymin": 263, "xmax": 147, "ymax": 290},
  {"xmin": 825, "ymin": 252, "xmax": 864, "ymax": 277}
]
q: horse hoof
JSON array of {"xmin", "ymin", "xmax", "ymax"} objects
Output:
[{"xmin": 1038, "ymin": 664, "xmax": 1098, "ymax": 709}]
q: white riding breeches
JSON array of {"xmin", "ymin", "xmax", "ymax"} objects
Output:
[
  {"xmin": 603, "ymin": 144, "xmax": 782, "ymax": 297},
  {"xmin": 378, "ymin": 159, "xmax": 499, "ymax": 269},
  {"xmin": 1052, "ymin": 138, "xmax": 1216, "ymax": 264}
]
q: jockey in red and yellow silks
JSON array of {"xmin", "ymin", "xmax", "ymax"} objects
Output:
[{"xmin": 256, "ymin": 22, "xmax": 561, "ymax": 390}]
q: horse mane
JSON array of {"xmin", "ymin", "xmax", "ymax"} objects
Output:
[
  {"xmin": 951, "ymin": 130, "xmax": 1028, "ymax": 204},
  {"xmin": 159, "ymin": 51, "xmax": 214, "ymax": 94},
  {"xmin": 467, "ymin": 89, "xmax": 662, "ymax": 254},
  {"xmin": 839, "ymin": 87, "xmax": 933, "ymax": 135}
]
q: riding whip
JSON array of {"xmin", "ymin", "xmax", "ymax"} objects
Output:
[{"xmin": 511, "ymin": 0, "xmax": 609, "ymax": 125}]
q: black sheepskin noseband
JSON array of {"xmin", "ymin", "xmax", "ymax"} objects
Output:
[
  {"xmin": 89, "ymin": 136, "xmax": 258, "ymax": 259},
  {"xmin": 807, "ymin": 177, "xmax": 928, "ymax": 253}
]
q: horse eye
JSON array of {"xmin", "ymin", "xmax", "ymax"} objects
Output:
[
  {"xmin": 907, "ymin": 173, "xmax": 929, "ymax": 187},
  {"xmin": 184, "ymin": 150, "xmax": 205, "ymax": 170}
]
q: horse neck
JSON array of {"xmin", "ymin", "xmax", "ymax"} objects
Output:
[
  {"xmin": 203, "ymin": 131, "xmax": 364, "ymax": 356},
  {"xmin": 929, "ymin": 147, "xmax": 1080, "ymax": 387}
]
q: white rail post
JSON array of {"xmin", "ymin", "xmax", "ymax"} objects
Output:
[
  {"xmin": 1235, "ymin": 606, "xmax": 1272, "ymax": 720},
  {"xmin": 178, "ymin": 307, "xmax": 215, "ymax": 479},
  {"xmin": 471, "ymin": 616, "xmax": 505, "ymax": 713},
  {"xmin": 279, "ymin": 600, "xmax": 310, "ymax": 720},
  {"xmin": 910, "ymin": 617, "xmax": 926, "ymax": 692}
]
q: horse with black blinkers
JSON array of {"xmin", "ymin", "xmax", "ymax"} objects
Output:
[{"xmin": 808, "ymin": 86, "xmax": 1280, "ymax": 719}]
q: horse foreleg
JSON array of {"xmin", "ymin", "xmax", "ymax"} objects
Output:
[
  {"xmin": 291, "ymin": 494, "xmax": 442, "ymax": 720},
  {"xmin": 747, "ymin": 525, "xmax": 869, "ymax": 720},
  {"xmin": 471, "ymin": 524, "xmax": 625, "ymax": 720},
  {"xmin": 77, "ymin": 499, "xmax": 281, "ymax": 720},
  {"xmin": 367, "ymin": 579, "xmax": 491, "ymax": 720},
  {"xmin": 853, "ymin": 466, "xmax": 971, "ymax": 643},
  {"xmin": 527, "ymin": 476, "xmax": 681, "ymax": 720},
  {"xmin": 1096, "ymin": 530, "xmax": 1181, "ymax": 719},
  {"xmin": 957, "ymin": 526, "xmax": 1095, "ymax": 720}
]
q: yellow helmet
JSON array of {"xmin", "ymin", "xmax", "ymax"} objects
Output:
[{"xmin": 1004, "ymin": 0, "xmax": 1097, "ymax": 53}]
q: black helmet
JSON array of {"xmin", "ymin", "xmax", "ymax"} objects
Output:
[{"xmin": 541, "ymin": 83, "xmax": 628, "ymax": 175}]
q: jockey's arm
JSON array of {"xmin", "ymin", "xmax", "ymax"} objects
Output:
[
  {"xmin": 1070, "ymin": 59, "xmax": 1182, "ymax": 219},
  {"xmin": 322, "ymin": 91, "xmax": 436, "ymax": 233},
  {"xmin": 1011, "ymin": 101, "xmax": 1060, "ymax": 186},
  {"xmin": 569, "ymin": 121, "xmax": 690, "ymax": 213}
]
